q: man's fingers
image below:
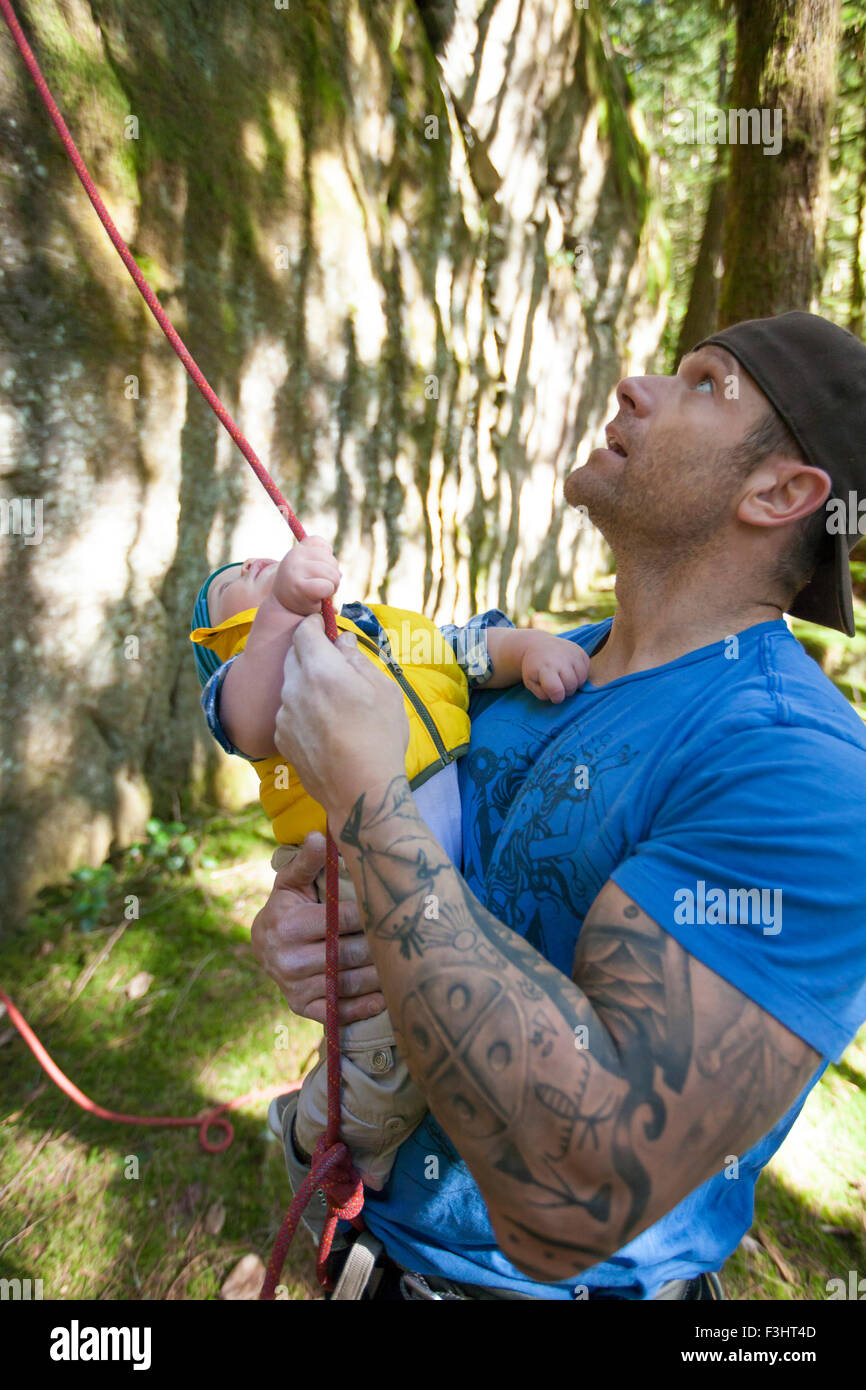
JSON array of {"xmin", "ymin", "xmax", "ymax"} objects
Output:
[
  {"xmin": 292, "ymin": 966, "xmax": 382, "ymax": 1012},
  {"xmin": 303, "ymin": 991, "xmax": 387, "ymax": 1026},
  {"xmin": 334, "ymin": 630, "xmax": 376, "ymax": 674},
  {"xmin": 262, "ymin": 894, "xmax": 361, "ymax": 947},
  {"xmin": 335, "ymin": 963, "xmax": 382, "ymax": 997},
  {"xmin": 334, "ymin": 631, "xmax": 371, "ymax": 666},
  {"xmin": 273, "ymin": 831, "xmax": 327, "ymax": 889},
  {"xmin": 290, "ymin": 610, "xmax": 327, "ymax": 651},
  {"xmin": 288, "ymin": 930, "xmax": 373, "ymax": 981},
  {"xmin": 291, "ymin": 612, "xmax": 371, "ymax": 679},
  {"xmin": 337, "ymin": 993, "xmax": 387, "ymax": 1026},
  {"xmin": 336, "ymin": 899, "xmax": 363, "ymax": 933}
]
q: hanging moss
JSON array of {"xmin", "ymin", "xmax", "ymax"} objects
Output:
[
  {"xmin": 575, "ymin": 12, "xmax": 650, "ymax": 233},
  {"xmin": 23, "ymin": 0, "xmax": 142, "ymax": 203}
]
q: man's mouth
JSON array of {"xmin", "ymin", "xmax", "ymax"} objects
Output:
[{"xmin": 604, "ymin": 426, "xmax": 628, "ymax": 457}]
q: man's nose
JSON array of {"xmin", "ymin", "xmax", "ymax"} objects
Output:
[{"xmin": 615, "ymin": 374, "xmax": 668, "ymax": 416}]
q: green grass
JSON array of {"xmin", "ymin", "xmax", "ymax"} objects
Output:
[
  {"xmin": 0, "ymin": 807, "xmax": 323, "ymax": 1301},
  {"xmin": 2, "ymin": 595, "xmax": 865, "ymax": 1300},
  {"xmin": 723, "ymin": 1033, "xmax": 866, "ymax": 1299}
]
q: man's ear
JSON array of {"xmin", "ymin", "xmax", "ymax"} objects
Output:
[{"xmin": 736, "ymin": 460, "xmax": 831, "ymax": 530}]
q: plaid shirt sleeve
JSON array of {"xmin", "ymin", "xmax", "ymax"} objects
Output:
[
  {"xmin": 439, "ymin": 608, "xmax": 515, "ymax": 688},
  {"xmin": 200, "ymin": 656, "xmax": 263, "ymax": 761}
]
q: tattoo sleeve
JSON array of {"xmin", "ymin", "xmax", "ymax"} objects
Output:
[{"xmin": 335, "ymin": 775, "xmax": 821, "ymax": 1282}]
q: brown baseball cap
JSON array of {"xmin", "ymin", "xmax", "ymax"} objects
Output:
[{"xmin": 693, "ymin": 311, "xmax": 866, "ymax": 636}]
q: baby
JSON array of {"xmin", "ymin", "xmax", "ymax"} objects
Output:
[{"xmin": 189, "ymin": 537, "xmax": 590, "ymax": 1191}]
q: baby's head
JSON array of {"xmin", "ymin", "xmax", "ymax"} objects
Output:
[
  {"xmin": 204, "ymin": 557, "xmax": 279, "ymax": 627},
  {"xmin": 190, "ymin": 556, "xmax": 279, "ymax": 688}
]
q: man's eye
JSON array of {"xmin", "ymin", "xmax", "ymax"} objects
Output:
[{"xmin": 695, "ymin": 375, "xmax": 713, "ymax": 393}]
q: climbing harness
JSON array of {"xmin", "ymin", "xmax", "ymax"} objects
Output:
[{"xmin": 0, "ymin": 0, "xmax": 363, "ymax": 1297}]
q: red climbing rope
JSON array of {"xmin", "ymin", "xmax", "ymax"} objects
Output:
[
  {"xmin": 0, "ymin": 985, "xmax": 299, "ymax": 1154},
  {"xmin": 0, "ymin": 0, "xmax": 361, "ymax": 1296}
]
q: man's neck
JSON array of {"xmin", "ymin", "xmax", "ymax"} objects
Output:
[{"xmin": 588, "ymin": 553, "xmax": 785, "ymax": 687}]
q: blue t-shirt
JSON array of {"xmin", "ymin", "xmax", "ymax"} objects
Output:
[{"xmin": 361, "ymin": 618, "xmax": 866, "ymax": 1298}]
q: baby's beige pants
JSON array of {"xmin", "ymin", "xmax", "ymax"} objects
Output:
[{"xmin": 270, "ymin": 842, "xmax": 427, "ymax": 1190}]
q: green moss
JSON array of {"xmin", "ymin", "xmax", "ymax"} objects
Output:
[
  {"xmin": 129, "ymin": 250, "xmax": 168, "ymax": 294},
  {"xmin": 644, "ymin": 210, "xmax": 672, "ymax": 310},
  {"xmin": 0, "ymin": 806, "xmax": 321, "ymax": 1299},
  {"xmin": 301, "ymin": 2, "xmax": 350, "ymax": 130},
  {"xmin": 584, "ymin": 22, "xmax": 650, "ymax": 231},
  {"xmin": 28, "ymin": 0, "xmax": 141, "ymax": 205},
  {"xmin": 221, "ymin": 300, "xmax": 237, "ymax": 340}
]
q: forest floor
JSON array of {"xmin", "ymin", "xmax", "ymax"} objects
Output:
[
  {"xmin": 0, "ymin": 806, "xmax": 322, "ymax": 1300},
  {"xmin": 1, "ymin": 595, "xmax": 865, "ymax": 1302}
]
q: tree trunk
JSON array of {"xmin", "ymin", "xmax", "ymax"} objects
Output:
[
  {"xmin": 851, "ymin": 120, "xmax": 866, "ymax": 337},
  {"xmin": 849, "ymin": 24, "xmax": 866, "ymax": 340},
  {"xmin": 675, "ymin": 173, "xmax": 729, "ymax": 362},
  {"xmin": 674, "ymin": 40, "xmax": 730, "ymax": 363},
  {"xmin": 718, "ymin": 0, "xmax": 841, "ymax": 326},
  {"xmin": 0, "ymin": 0, "xmax": 659, "ymax": 928}
]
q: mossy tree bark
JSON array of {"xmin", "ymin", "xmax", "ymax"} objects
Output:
[
  {"xmin": 848, "ymin": 21, "xmax": 866, "ymax": 338},
  {"xmin": 851, "ymin": 119, "xmax": 866, "ymax": 337},
  {"xmin": 674, "ymin": 39, "xmax": 730, "ymax": 364},
  {"xmin": 718, "ymin": 0, "xmax": 841, "ymax": 325},
  {"xmin": 0, "ymin": 0, "xmax": 660, "ymax": 928}
]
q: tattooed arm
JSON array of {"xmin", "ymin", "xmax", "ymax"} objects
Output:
[
  {"xmin": 274, "ymin": 616, "xmax": 821, "ymax": 1281},
  {"xmin": 330, "ymin": 774, "xmax": 819, "ymax": 1280}
]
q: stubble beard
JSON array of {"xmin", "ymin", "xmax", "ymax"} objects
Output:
[{"xmin": 565, "ymin": 435, "xmax": 737, "ymax": 569}]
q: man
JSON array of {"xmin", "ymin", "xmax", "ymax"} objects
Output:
[{"xmin": 247, "ymin": 311, "xmax": 866, "ymax": 1300}]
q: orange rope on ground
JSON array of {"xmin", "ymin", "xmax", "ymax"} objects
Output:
[{"xmin": 0, "ymin": 986, "xmax": 299, "ymax": 1154}]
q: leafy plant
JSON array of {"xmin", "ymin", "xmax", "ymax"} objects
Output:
[
  {"xmin": 61, "ymin": 863, "xmax": 117, "ymax": 933},
  {"xmin": 128, "ymin": 818, "xmax": 198, "ymax": 874}
]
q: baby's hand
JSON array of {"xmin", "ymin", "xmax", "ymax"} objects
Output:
[
  {"xmin": 521, "ymin": 632, "xmax": 590, "ymax": 704},
  {"xmin": 271, "ymin": 536, "xmax": 342, "ymax": 616}
]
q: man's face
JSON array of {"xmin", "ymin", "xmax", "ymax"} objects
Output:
[
  {"xmin": 207, "ymin": 557, "xmax": 278, "ymax": 626},
  {"xmin": 564, "ymin": 345, "xmax": 771, "ymax": 557}
]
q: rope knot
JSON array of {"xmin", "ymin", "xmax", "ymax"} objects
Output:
[{"xmin": 312, "ymin": 1135, "xmax": 365, "ymax": 1219}]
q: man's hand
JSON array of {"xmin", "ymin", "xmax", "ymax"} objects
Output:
[
  {"xmin": 250, "ymin": 832, "xmax": 386, "ymax": 1024},
  {"xmin": 274, "ymin": 614, "xmax": 409, "ymax": 822}
]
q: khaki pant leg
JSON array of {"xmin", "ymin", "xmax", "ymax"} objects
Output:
[{"xmin": 269, "ymin": 842, "xmax": 427, "ymax": 1188}]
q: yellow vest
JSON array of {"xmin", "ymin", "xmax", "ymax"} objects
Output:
[{"xmin": 190, "ymin": 603, "xmax": 470, "ymax": 843}]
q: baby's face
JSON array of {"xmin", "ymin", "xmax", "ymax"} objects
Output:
[{"xmin": 208, "ymin": 558, "xmax": 278, "ymax": 626}]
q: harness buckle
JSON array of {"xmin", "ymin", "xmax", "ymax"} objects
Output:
[{"xmin": 398, "ymin": 1271, "xmax": 468, "ymax": 1301}]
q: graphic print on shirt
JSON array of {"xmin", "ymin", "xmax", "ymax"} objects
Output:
[{"xmin": 463, "ymin": 724, "xmax": 639, "ymax": 944}]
